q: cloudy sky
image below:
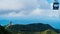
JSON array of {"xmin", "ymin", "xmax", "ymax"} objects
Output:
[{"xmin": 0, "ymin": 0, "xmax": 60, "ymax": 29}]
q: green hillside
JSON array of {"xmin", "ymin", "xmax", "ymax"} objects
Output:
[{"xmin": 6, "ymin": 23, "xmax": 59, "ymax": 34}]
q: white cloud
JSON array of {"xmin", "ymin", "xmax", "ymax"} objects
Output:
[
  {"xmin": 0, "ymin": 0, "xmax": 22, "ymax": 10},
  {"xmin": 0, "ymin": 0, "xmax": 38, "ymax": 10},
  {"xmin": 38, "ymin": 0, "xmax": 51, "ymax": 9},
  {"xmin": 0, "ymin": 0, "xmax": 51, "ymax": 10},
  {"xmin": 0, "ymin": 8, "xmax": 59, "ymax": 19},
  {"xmin": 0, "ymin": 0, "xmax": 59, "ymax": 19},
  {"xmin": 0, "ymin": 0, "xmax": 38, "ymax": 15}
]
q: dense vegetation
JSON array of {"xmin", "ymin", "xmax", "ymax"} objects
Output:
[
  {"xmin": 0, "ymin": 25, "xmax": 12, "ymax": 34},
  {"xmin": 0, "ymin": 23, "xmax": 59, "ymax": 34},
  {"xmin": 6, "ymin": 23, "xmax": 59, "ymax": 34}
]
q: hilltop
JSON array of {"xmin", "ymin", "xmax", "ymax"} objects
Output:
[{"xmin": 5, "ymin": 23, "xmax": 59, "ymax": 34}]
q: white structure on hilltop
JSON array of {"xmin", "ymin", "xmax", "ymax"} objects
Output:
[
  {"xmin": 5, "ymin": 21, "xmax": 13, "ymax": 29},
  {"xmin": 8, "ymin": 21, "xmax": 13, "ymax": 26}
]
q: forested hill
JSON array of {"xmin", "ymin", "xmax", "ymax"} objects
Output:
[{"xmin": 7, "ymin": 23, "xmax": 57, "ymax": 32}]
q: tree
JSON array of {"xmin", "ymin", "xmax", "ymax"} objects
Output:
[{"xmin": 0, "ymin": 25, "xmax": 12, "ymax": 34}]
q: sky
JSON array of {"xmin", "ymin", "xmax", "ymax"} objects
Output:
[{"xmin": 0, "ymin": 0, "xmax": 60, "ymax": 29}]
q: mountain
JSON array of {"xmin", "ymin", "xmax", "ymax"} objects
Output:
[{"xmin": 6, "ymin": 23, "xmax": 59, "ymax": 34}]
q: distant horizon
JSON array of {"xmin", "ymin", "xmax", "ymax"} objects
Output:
[{"xmin": 0, "ymin": 19, "xmax": 60, "ymax": 29}]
